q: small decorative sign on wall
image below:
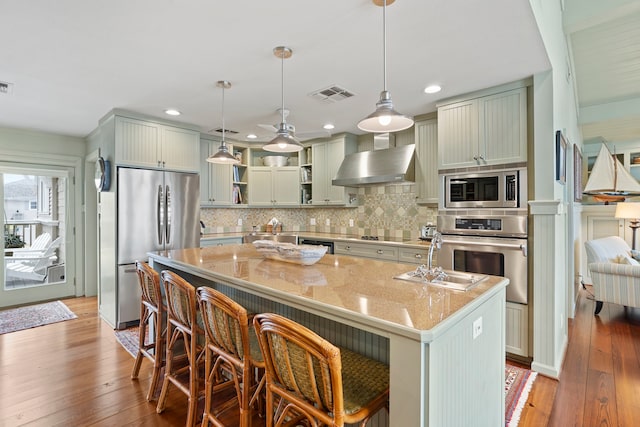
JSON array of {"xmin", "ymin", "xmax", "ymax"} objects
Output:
[
  {"xmin": 556, "ymin": 130, "xmax": 567, "ymax": 184},
  {"xmin": 574, "ymin": 144, "xmax": 583, "ymax": 202}
]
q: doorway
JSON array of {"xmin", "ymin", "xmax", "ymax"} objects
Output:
[{"xmin": 1, "ymin": 166, "xmax": 76, "ymax": 307}]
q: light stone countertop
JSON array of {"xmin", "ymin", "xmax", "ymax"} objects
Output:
[{"xmin": 148, "ymin": 243, "xmax": 508, "ymax": 342}]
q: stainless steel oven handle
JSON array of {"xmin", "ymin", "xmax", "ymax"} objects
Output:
[{"xmin": 442, "ymin": 238, "xmax": 527, "ymax": 256}]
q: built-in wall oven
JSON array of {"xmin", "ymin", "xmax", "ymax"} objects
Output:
[{"xmin": 436, "ymin": 215, "xmax": 528, "ymax": 304}]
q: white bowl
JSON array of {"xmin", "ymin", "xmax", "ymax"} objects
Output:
[{"xmin": 253, "ymin": 240, "xmax": 327, "ymax": 265}]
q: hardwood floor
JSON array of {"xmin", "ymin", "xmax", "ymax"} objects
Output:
[
  {"xmin": 0, "ymin": 297, "xmax": 190, "ymax": 426},
  {"xmin": 1, "ymin": 287, "xmax": 639, "ymax": 426},
  {"xmin": 519, "ymin": 286, "xmax": 640, "ymax": 427}
]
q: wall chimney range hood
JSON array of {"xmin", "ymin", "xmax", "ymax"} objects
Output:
[{"xmin": 332, "ymin": 134, "xmax": 415, "ymax": 187}]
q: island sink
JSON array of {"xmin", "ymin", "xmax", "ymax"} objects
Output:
[{"xmin": 394, "ymin": 269, "xmax": 487, "ymax": 291}]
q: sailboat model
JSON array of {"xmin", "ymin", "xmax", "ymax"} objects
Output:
[{"xmin": 583, "ymin": 144, "xmax": 640, "ymax": 203}]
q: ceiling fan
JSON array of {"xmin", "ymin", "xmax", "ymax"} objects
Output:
[{"xmin": 256, "ymin": 108, "xmax": 331, "ymax": 142}]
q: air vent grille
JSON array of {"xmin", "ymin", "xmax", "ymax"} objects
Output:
[
  {"xmin": 0, "ymin": 81, "xmax": 14, "ymax": 95},
  {"xmin": 212, "ymin": 127, "xmax": 238, "ymax": 134},
  {"xmin": 309, "ymin": 85, "xmax": 355, "ymax": 103}
]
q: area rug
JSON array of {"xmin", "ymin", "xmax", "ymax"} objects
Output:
[
  {"xmin": 505, "ymin": 363, "xmax": 537, "ymax": 426},
  {"xmin": 0, "ymin": 300, "xmax": 77, "ymax": 334},
  {"xmin": 114, "ymin": 325, "xmax": 141, "ymax": 358}
]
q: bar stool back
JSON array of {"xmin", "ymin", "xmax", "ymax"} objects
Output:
[
  {"xmin": 253, "ymin": 313, "xmax": 389, "ymax": 427},
  {"xmin": 131, "ymin": 260, "xmax": 165, "ymax": 401},
  {"xmin": 197, "ymin": 287, "xmax": 265, "ymax": 427},
  {"xmin": 156, "ymin": 270, "xmax": 205, "ymax": 427}
]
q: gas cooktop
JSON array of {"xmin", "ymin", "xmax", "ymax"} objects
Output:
[{"xmin": 360, "ymin": 235, "xmax": 380, "ymax": 241}]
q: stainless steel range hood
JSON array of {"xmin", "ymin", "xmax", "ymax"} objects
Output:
[{"xmin": 332, "ymin": 134, "xmax": 415, "ymax": 187}]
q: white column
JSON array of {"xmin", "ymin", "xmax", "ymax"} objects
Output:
[{"xmin": 529, "ymin": 200, "xmax": 568, "ymax": 378}]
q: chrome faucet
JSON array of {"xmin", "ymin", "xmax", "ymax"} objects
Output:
[
  {"xmin": 427, "ymin": 231, "xmax": 443, "ymax": 271},
  {"xmin": 408, "ymin": 232, "xmax": 447, "ymax": 282},
  {"xmin": 424, "ymin": 232, "xmax": 447, "ymax": 281},
  {"xmin": 272, "ymin": 222, "xmax": 281, "ymax": 235}
]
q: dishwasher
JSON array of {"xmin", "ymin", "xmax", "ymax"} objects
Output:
[{"xmin": 299, "ymin": 239, "xmax": 335, "ymax": 254}]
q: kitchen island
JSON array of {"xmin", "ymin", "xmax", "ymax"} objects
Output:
[{"xmin": 148, "ymin": 244, "xmax": 508, "ymax": 426}]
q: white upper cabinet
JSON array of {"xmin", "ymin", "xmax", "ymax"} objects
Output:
[
  {"xmin": 311, "ymin": 134, "xmax": 357, "ymax": 205},
  {"xmin": 414, "ymin": 118, "xmax": 438, "ymax": 204},
  {"xmin": 199, "ymin": 138, "xmax": 233, "ymax": 206},
  {"xmin": 437, "ymin": 100, "xmax": 479, "ymax": 169},
  {"xmin": 115, "ymin": 116, "xmax": 200, "ymax": 172},
  {"xmin": 438, "ymin": 87, "xmax": 527, "ymax": 169},
  {"xmin": 248, "ymin": 167, "xmax": 300, "ymax": 206}
]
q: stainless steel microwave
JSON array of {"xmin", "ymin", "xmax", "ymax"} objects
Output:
[{"xmin": 442, "ymin": 167, "xmax": 527, "ymax": 209}]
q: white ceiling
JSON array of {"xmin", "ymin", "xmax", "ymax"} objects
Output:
[
  {"xmin": 0, "ymin": 0, "xmax": 550, "ymax": 141},
  {"xmin": 565, "ymin": 0, "xmax": 640, "ymax": 144}
]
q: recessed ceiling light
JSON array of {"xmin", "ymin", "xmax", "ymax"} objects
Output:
[
  {"xmin": 247, "ymin": 134, "xmax": 257, "ymax": 139},
  {"xmin": 164, "ymin": 109, "xmax": 181, "ymax": 116},
  {"xmin": 424, "ymin": 85, "xmax": 441, "ymax": 94},
  {"xmin": 323, "ymin": 123, "xmax": 335, "ymax": 130}
]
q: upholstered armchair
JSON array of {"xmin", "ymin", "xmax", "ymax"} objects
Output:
[{"xmin": 584, "ymin": 236, "xmax": 640, "ymax": 315}]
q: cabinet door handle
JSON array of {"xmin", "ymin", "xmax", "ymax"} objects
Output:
[
  {"xmin": 345, "ymin": 246, "xmax": 351, "ymax": 251},
  {"xmin": 377, "ymin": 249, "xmax": 383, "ymax": 254},
  {"xmin": 415, "ymin": 254, "xmax": 422, "ymax": 259}
]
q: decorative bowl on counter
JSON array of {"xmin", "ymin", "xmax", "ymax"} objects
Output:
[
  {"xmin": 252, "ymin": 240, "xmax": 327, "ymax": 265},
  {"xmin": 261, "ymin": 155, "xmax": 289, "ymax": 167}
]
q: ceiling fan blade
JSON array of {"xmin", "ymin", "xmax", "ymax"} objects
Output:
[
  {"xmin": 257, "ymin": 123, "xmax": 278, "ymax": 132},
  {"xmin": 296, "ymin": 130, "xmax": 332, "ymax": 139}
]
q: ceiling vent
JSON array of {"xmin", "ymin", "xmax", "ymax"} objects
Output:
[
  {"xmin": 210, "ymin": 127, "xmax": 238, "ymax": 134},
  {"xmin": 309, "ymin": 85, "xmax": 355, "ymax": 103},
  {"xmin": 0, "ymin": 81, "xmax": 14, "ymax": 95}
]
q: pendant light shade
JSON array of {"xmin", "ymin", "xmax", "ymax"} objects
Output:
[
  {"xmin": 358, "ymin": 0, "xmax": 413, "ymax": 133},
  {"xmin": 263, "ymin": 46, "xmax": 303, "ymax": 153},
  {"xmin": 207, "ymin": 80, "xmax": 240, "ymax": 165}
]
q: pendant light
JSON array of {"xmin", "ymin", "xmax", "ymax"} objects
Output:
[
  {"xmin": 262, "ymin": 46, "xmax": 304, "ymax": 153},
  {"xmin": 207, "ymin": 80, "xmax": 240, "ymax": 164},
  {"xmin": 357, "ymin": 0, "xmax": 414, "ymax": 133}
]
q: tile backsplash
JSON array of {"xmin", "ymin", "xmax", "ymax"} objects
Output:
[{"xmin": 200, "ymin": 183, "xmax": 437, "ymax": 240}]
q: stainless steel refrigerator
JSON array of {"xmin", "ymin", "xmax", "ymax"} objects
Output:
[{"xmin": 116, "ymin": 167, "xmax": 200, "ymax": 328}]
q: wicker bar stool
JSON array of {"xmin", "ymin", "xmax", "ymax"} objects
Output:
[
  {"xmin": 196, "ymin": 287, "xmax": 265, "ymax": 427},
  {"xmin": 130, "ymin": 261, "xmax": 166, "ymax": 401},
  {"xmin": 156, "ymin": 270, "xmax": 206, "ymax": 427},
  {"xmin": 253, "ymin": 313, "xmax": 389, "ymax": 427}
]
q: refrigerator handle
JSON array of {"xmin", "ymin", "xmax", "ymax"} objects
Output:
[
  {"xmin": 157, "ymin": 184, "xmax": 164, "ymax": 245},
  {"xmin": 165, "ymin": 184, "xmax": 172, "ymax": 245}
]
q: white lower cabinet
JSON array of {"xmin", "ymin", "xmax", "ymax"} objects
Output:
[
  {"xmin": 334, "ymin": 242, "xmax": 398, "ymax": 262},
  {"xmin": 505, "ymin": 302, "xmax": 528, "ymax": 357},
  {"xmin": 201, "ymin": 237, "xmax": 242, "ymax": 247},
  {"xmin": 248, "ymin": 167, "xmax": 300, "ymax": 206},
  {"xmin": 397, "ymin": 247, "xmax": 430, "ymax": 265}
]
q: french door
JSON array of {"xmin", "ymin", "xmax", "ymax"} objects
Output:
[{"xmin": 0, "ymin": 164, "xmax": 76, "ymax": 308}]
